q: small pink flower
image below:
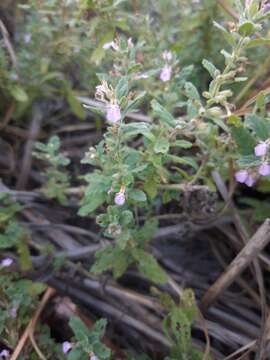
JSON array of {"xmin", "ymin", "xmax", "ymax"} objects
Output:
[
  {"xmin": 263, "ymin": 3, "xmax": 270, "ymax": 13},
  {"xmin": 106, "ymin": 104, "xmax": 121, "ymax": 124},
  {"xmin": 245, "ymin": 174, "xmax": 256, "ymax": 187},
  {"xmin": 254, "ymin": 142, "xmax": 268, "ymax": 157},
  {"xmin": 245, "ymin": 0, "xmax": 252, "ymax": 7},
  {"xmin": 160, "ymin": 65, "xmax": 172, "ymax": 82},
  {"xmin": 0, "ymin": 349, "xmax": 10, "ymax": 359},
  {"xmin": 259, "ymin": 162, "xmax": 270, "ymax": 176},
  {"xmin": 114, "ymin": 191, "xmax": 125, "ymax": 206},
  {"xmin": 62, "ymin": 341, "xmax": 72, "ymax": 354},
  {"xmin": 235, "ymin": 170, "xmax": 248, "ymax": 183},
  {"xmin": 1, "ymin": 258, "xmax": 13, "ymax": 267}
]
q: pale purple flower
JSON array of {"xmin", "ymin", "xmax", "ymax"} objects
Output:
[
  {"xmin": 24, "ymin": 33, "xmax": 31, "ymax": 44},
  {"xmin": 90, "ymin": 356, "xmax": 100, "ymax": 360},
  {"xmin": 1, "ymin": 258, "xmax": 13, "ymax": 267},
  {"xmin": 0, "ymin": 349, "xmax": 10, "ymax": 359},
  {"xmin": 259, "ymin": 162, "xmax": 270, "ymax": 176},
  {"xmin": 106, "ymin": 104, "xmax": 121, "ymax": 124},
  {"xmin": 245, "ymin": 174, "xmax": 256, "ymax": 187},
  {"xmin": 235, "ymin": 170, "xmax": 248, "ymax": 183},
  {"xmin": 262, "ymin": 3, "xmax": 270, "ymax": 13},
  {"xmin": 127, "ymin": 37, "xmax": 134, "ymax": 49},
  {"xmin": 254, "ymin": 142, "xmax": 269, "ymax": 157},
  {"xmin": 162, "ymin": 50, "xmax": 173, "ymax": 61},
  {"xmin": 62, "ymin": 341, "xmax": 72, "ymax": 354},
  {"xmin": 9, "ymin": 306, "xmax": 17, "ymax": 318},
  {"xmin": 102, "ymin": 41, "xmax": 119, "ymax": 51},
  {"xmin": 160, "ymin": 64, "xmax": 172, "ymax": 82},
  {"xmin": 114, "ymin": 191, "xmax": 125, "ymax": 206}
]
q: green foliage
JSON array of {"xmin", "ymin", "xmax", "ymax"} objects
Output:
[
  {"xmin": 68, "ymin": 317, "xmax": 111, "ymax": 360},
  {"xmin": 161, "ymin": 289, "xmax": 203, "ymax": 360},
  {"xmin": 33, "ymin": 135, "xmax": 70, "ymax": 204}
]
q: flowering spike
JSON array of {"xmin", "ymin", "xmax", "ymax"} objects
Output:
[
  {"xmin": 160, "ymin": 64, "xmax": 172, "ymax": 82},
  {"xmin": 254, "ymin": 142, "xmax": 268, "ymax": 157}
]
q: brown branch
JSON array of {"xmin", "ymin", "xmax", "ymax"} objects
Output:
[
  {"xmin": 200, "ymin": 219, "xmax": 270, "ymax": 313},
  {"xmin": 10, "ymin": 287, "xmax": 55, "ymax": 360}
]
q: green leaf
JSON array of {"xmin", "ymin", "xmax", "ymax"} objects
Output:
[
  {"xmin": 10, "ymin": 85, "xmax": 29, "ymax": 102},
  {"xmin": 202, "ymin": 59, "xmax": 220, "ymax": 78},
  {"xmin": 245, "ymin": 114, "xmax": 270, "ymax": 140},
  {"xmin": 116, "ymin": 76, "xmax": 129, "ymax": 99},
  {"xmin": 124, "ymin": 91, "xmax": 146, "ymax": 114},
  {"xmin": 213, "ymin": 21, "xmax": 236, "ymax": 46},
  {"xmin": 128, "ymin": 189, "xmax": 147, "ymax": 202},
  {"xmin": 151, "ymin": 100, "xmax": 176, "ymax": 127},
  {"xmin": 67, "ymin": 91, "xmax": 86, "ymax": 120},
  {"xmin": 184, "ymin": 82, "xmax": 200, "ymax": 101},
  {"xmin": 231, "ymin": 126, "xmax": 256, "ymax": 155},
  {"xmin": 239, "ymin": 21, "xmax": 256, "ymax": 36},
  {"xmin": 172, "ymin": 140, "xmax": 193, "ymax": 149},
  {"xmin": 91, "ymin": 245, "xmax": 129, "ymax": 278},
  {"xmin": 245, "ymin": 38, "xmax": 270, "ymax": 48},
  {"xmin": 79, "ymin": 193, "xmax": 105, "ymax": 216},
  {"xmin": 165, "ymin": 154, "xmax": 198, "ymax": 170},
  {"xmin": 69, "ymin": 316, "xmax": 90, "ymax": 343},
  {"xmin": 67, "ymin": 348, "xmax": 86, "ymax": 360},
  {"xmin": 132, "ymin": 249, "xmax": 167, "ymax": 284},
  {"xmin": 154, "ymin": 138, "xmax": 170, "ymax": 154}
]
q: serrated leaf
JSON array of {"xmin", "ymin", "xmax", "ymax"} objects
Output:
[
  {"xmin": 154, "ymin": 138, "xmax": 170, "ymax": 154},
  {"xmin": 245, "ymin": 114, "xmax": 270, "ymax": 140},
  {"xmin": 115, "ymin": 76, "xmax": 129, "ymax": 99},
  {"xmin": 151, "ymin": 100, "xmax": 176, "ymax": 127},
  {"xmin": 10, "ymin": 85, "xmax": 29, "ymax": 102},
  {"xmin": 128, "ymin": 189, "xmax": 147, "ymax": 202},
  {"xmin": 79, "ymin": 194, "xmax": 105, "ymax": 216},
  {"xmin": 69, "ymin": 316, "xmax": 90, "ymax": 343},
  {"xmin": 132, "ymin": 249, "xmax": 167, "ymax": 284},
  {"xmin": 239, "ymin": 21, "xmax": 256, "ymax": 36},
  {"xmin": 231, "ymin": 126, "xmax": 256, "ymax": 155},
  {"xmin": 245, "ymin": 38, "xmax": 270, "ymax": 48},
  {"xmin": 91, "ymin": 245, "xmax": 129, "ymax": 278},
  {"xmin": 184, "ymin": 82, "xmax": 200, "ymax": 101},
  {"xmin": 173, "ymin": 140, "xmax": 193, "ymax": 149},
  {"xmin": 202, "ymin": 59, "xmax": 220, "ymax": 78},
  {"xmin": 165, "ymin": 154, "xmax": 198, "ymax": 170},
  {"xmin": 213, "ymin": 21, "xmax": 236, "ymax": 46},
  {"xmin": 67, "ymin": 91, "xmax": 86, "ymax": 120}
]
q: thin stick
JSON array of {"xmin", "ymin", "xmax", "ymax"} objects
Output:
[
  {"xmin": 10, "ymin": 287, "xmax": 55, "ymax": 360},
  {"xmin": 200, "ymin": 219, "xmax": 270, "ymax": 313}
]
